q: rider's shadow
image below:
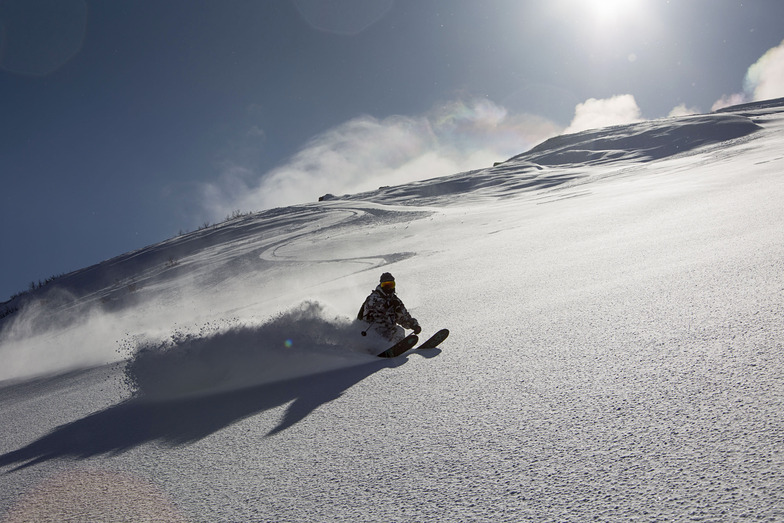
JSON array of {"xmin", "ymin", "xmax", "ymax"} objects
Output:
[
  {"xmin": 414, "ymin": 348, "xmax": 442, "ymax": 359},
  {"xmin": 0, "ymin": 359, "xmax": 393, "ymax": 472}
]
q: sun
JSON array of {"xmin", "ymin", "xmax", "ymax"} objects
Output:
[
  {"xmin": 548, "ymin": 0, "xmax": 649, "ymax": 29},
  {"xmin": 587, "ymin": 0, "xmax": 642, "ymax": 24},
  {"xmin": 572, "ymin": 0, "xmax": 647, "ymax": 27}
]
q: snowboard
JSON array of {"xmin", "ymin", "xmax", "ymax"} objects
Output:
[
  {"xmin": 376, "ymin": 329, "xmax": 450, "ymax": 358},
  {"xmin": 416, "ymin": 328, "xmax": 449, "ymax": 350},
  {"xmin": 377, "ymin": 334, "xmax": 418, "ymax": 358}
]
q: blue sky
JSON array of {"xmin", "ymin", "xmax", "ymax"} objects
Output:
[{"xmin": 1, "ymin": 0, "xmax": 783, "ymax": 301}]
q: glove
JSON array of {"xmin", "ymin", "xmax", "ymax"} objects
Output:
[{"xmin": 413, "ymin": 324, "xmax": 422, "ymax": 335}]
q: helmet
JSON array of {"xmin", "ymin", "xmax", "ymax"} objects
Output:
[{"xmin": 379, "ymin": 272, "xmax": 396, "ymax": 292}]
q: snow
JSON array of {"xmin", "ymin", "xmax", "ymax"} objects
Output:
[{"xmin": 2, "ymin": 99, "xmax": 784, "ymax": 521}]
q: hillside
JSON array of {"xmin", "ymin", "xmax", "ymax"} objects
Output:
[{"xmin": 1, "ymin": 99, "xmax": 783, "ymax": 521}]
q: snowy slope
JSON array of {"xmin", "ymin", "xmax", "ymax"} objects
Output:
[{"xmin": 1, "ymin": 99, "xmax": 783, "ymax": 521}]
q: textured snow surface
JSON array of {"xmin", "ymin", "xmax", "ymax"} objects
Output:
[{"xmin": 1, "ymin": 100, "xmax": 784, "ymax": 521}]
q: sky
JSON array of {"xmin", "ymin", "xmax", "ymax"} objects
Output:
[{"xmin": 1, "ymin": 0, "xmax": 783, "ymax": 302}]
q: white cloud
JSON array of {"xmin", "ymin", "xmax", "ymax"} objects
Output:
[
  {"xmin": 712, "ymin": 39, "xmax": 784, "ymax": 111},
  {"xmin": 711, "ymin": 93, "xmax": 747, "ymax": 112},
  {"xmin": 564, "ymin": 94, "xmax": 643, "ymax": 134},
  {"xmin": 745, "ymin": 39, "xmax": 784, "ymax": 101},
  {"xmin": 668, "ymin": 103, "xmax": 700, "ymax": 117},
  {"xmin": 201, "ymin": 99, "xmax": 560, "ymax": 219}
]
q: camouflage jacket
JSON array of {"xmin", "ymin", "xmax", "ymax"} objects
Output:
[{"xmin": 358, "ymin": 285, "xmax": 419, "ymax": 336}]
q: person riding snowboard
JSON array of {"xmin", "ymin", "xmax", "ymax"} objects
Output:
[{"xmin": 358, "ymin": 272, "xmax": 421, "ymax": 343}]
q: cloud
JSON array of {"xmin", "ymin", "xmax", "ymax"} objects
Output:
[
  {"xmin": 711, "ymin": 93, "xmax": 747, "ymax": 112},
  {"xmin": 200, "ymin": 99, "xmax": 560, "ymax": 219},
  {"xmin": 712, "ymin": 39, "xmax": 784, "ymax": 111},
  {"xmin": 564, "ymin": 94, "xmax": 643, "ymax": 134},
  {"xmin": 745, "ymin": 39, "xmax": 784, "ymax": 101},
  {"xmin": 668, "ymin": 104, "xmax": 700, "ymax": 117}
]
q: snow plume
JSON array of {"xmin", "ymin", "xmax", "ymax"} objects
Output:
[
  {"xmin": 564, "ymin": 94, "xmax": 644, "ymax": 134},
  {"xmin": 713, "ymin": 39, "xmax": 784, "ymax": 111},
  {"xmin": 201, "ymin": 98, "xmax": 559, "ymax": 220},
  {"xmin": 0, "ymin": 290, "xmax": 124, "ymax": 381},
  {"xmin": 712, "ymin": 93, "xmax": 748, "ymax": 112},
  {"xmin": 745, "ymin": 39, "xmax": 784, "ymax": 102},
  {"xmin": 668, "ymin": 104, "xmax": 700, "ymax": 117},
  {"xmin": 124, "ymin": 301, "xmax": 382, "ymax": 400}
]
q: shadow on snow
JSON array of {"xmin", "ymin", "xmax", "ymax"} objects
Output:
[
  {"xmin": 1, "ymin": 301, "xmax": 440, "ymax": 471},
  {"xmin": 0, "ymin": 358, "xmax": 402, "ymax": 472}
]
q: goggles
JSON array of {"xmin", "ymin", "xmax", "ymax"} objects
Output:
[{"xmin": 380, "ymin": 280, "xmax": 396, "ymax": 290}]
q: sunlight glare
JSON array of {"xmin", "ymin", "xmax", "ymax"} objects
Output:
[
  {"xmin": 569, "ymin": 0, "xmax": 646, "ymax": 28},
  {"xmin": 587, "ymin": 0, "xmax": 642, "ymax": 25}
]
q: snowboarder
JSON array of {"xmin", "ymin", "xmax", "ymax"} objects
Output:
[{"xmin": 358, "ymin": 272, "xmax": 421, "ymax": 343}]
